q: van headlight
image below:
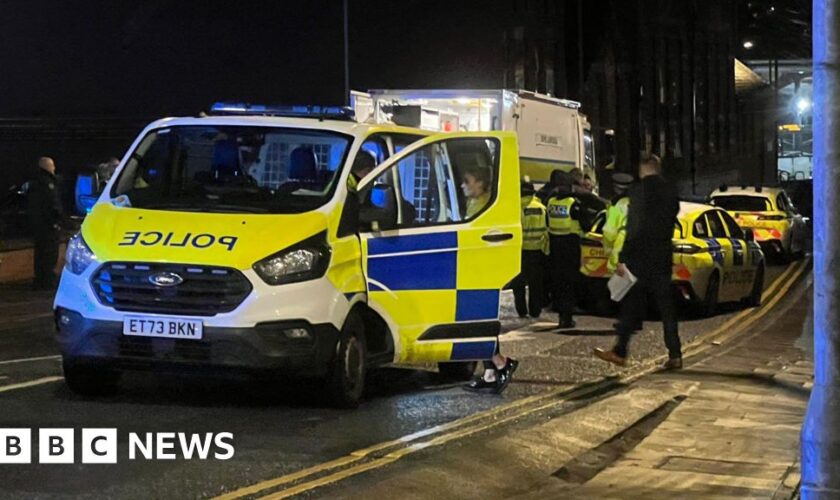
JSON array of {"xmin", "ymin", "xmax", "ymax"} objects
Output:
[
  {"xmin": 65, "ymin": 233, "xmax": 97, "ymax": 275},
  {"xmin": 253, "ymin": 232, "xmax": 331, "ymax": 286}
]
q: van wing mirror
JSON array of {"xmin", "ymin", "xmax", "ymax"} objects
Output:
[
  {"xmin": 744, "ymin": 228, "xmax": 755, "ymax": 243},
  {"xmin": 359, "ymin": 183, "xmax": 398, "ymax": 231}
]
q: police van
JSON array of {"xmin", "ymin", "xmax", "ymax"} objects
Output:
[{"xmin": 54, "ymin": 103, "xmax": 522, "ymax": 407}]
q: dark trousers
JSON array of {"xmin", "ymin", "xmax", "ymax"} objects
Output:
[
  {"xmin": 550, "ymin": 235, "xmax": 581, "ymax": 323},
  {"xmin": 33, "ymin": 229, "xmax": 59, "ymax": 288},
  {"xmin": 615, "ymin": 272, "xmax": 681, "ymax": 359},
  {"xmin": 512, "ymin": 250, "xmax": 544, "ymax": 318}
]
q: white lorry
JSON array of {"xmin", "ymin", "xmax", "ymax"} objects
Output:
[{"xmin": 364, "ymin": 89, "xmax": 596, "ymax": 186}]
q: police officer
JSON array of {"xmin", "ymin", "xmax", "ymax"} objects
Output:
[
  {"xmin": 27, "ymin": 157, "xmax": 63, "ymax": 290},
  {"xmin": 513, "ymin": 181, "xmax": 549, "ymax": 318},
  {"xmin": 603, "ymin": 173, "xmax": 633, "ymax": 275},
  {"xmin": 347, "ymin": 150, "xmax": 377, "ymax": 192},
  {"xmin": 546, "ymin": 174, "xmax": 583, "ymax": 329}
]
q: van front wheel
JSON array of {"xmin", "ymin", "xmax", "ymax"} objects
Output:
[{"xmin": 326, "ymin": 314, "xmax": 367, "ymax": 408}]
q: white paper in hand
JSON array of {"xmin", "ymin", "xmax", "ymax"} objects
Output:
[{"xmin": 608, "ymin": 267, "xmax": 638, "ymax": 302}]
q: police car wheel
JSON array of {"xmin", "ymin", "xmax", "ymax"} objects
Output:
[
  {"xmin": 438, "ymin": 361, "xmax": 478, "ymax": 382},
  {"xmin": 326, "ymin": 314, "xmax": 367, "ymax": 408},
  {"xmin": 702, "ymin": 272, "xmax": 720, "ymax": 317},
  {"xmin": 62, "ymin": 360, "xmax": 120, "ymax": 397}
]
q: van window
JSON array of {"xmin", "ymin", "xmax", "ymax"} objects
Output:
[
  {"xmin": 112, "ymin": 126, "xmax": 352, "ymax": 214},
  {"xmin": 711, "ymin": 195, "xmax": 771, "ymax": 212},
  {"xmin": 374, "ymin": 138, "xmax": 499, "ymax": 228}
]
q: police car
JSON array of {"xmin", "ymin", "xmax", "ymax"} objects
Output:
[
  {"xmin": 709, "ymin": 185, "xmax": 807, "ymax": 260},
  {"xmin": 580, "ymin": 202, "xmax": 765, "ymax": 315},
  {"xmin": 54, "ymin": 103, "xmax": 522, "ymax": 407}
]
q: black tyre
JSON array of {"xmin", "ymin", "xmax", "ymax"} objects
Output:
[
  {"xmin": 745, "ymin": 265, "xmax": 764, "ymax": 307},
  {"xmin": 701, "ymin": 272, "xmax": 720, "ymax": 317},
  {"xmin": 62, "ymin": 360, "xmax": 121, "ymax": 397},
  {"xmin": 438, "ymin": 361, "xmax": 477, "ymax": 381},
  {"xmin": 326, "ymin": 314, "xmax": 367, "ymax": 408}
]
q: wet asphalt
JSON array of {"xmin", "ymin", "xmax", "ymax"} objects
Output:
[{"xmin": 0, "ymin": 264, "xmax": 788, "ymax": 499}]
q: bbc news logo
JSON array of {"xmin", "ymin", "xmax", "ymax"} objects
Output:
[{"xmin": 0, "ymin": 429, "xmax": 234, "ymax": 464}]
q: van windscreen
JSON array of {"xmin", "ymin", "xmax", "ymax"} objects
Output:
[{"xmin": 111, "ymin": 125, "xmax": 352, "ymax": 213}]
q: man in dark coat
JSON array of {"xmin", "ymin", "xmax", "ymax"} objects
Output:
[
  {"xmin": 27, "ymin": 157, "xmax": 63, "ymax": 290},
  {"xmin": 594, "ymin": 154, "xmax": 683, "ymax": 369}
]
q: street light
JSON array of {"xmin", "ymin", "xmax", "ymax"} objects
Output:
[{"xmin": 743, "ymin": 40, "xmax": 755, "ymax": 49}]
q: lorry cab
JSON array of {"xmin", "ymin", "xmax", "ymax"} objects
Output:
[{"xmin": 54, "ymin": 104, "xmax": 522, "ymax": 407}]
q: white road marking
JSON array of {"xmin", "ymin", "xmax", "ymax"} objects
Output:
[
  {"xmin": 0, "ymin": 355, "xmax": 61, "ymax": 366},
  {"xmin": 0, "ymin": 376, "xmax": 63, "ymax": 394}
]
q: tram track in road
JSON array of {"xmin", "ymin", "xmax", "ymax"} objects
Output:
[{"xmin": 214, "ymin": 258, "xmax": 811, "ymax": 500}]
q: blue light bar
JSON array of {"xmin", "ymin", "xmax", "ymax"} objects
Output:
[{"xmin": 209, "ymin": 102, "xmax": 356, "ymax": 121}]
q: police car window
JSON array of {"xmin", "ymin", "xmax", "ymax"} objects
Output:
[
  {"xmin": 718, "ymin": 210, "xmax": 744, "ymax": 239},
  {"xmin": 776, "ymin": 193, "xmax": 788, "ymax": 212},
  {"xmin": 692, "ymin": 216, "xmax": 709, "ymax": 238},
  {"xmin": 711, "ymin": 195, "xmax": 771, "ymax": 212},
  {"xmin": 111, "ymin": 125, "xmax": 352, "ymax": 214},
  {"xmin": 705, "ymin": 212, "xmax": 728, "ymax": 238}
]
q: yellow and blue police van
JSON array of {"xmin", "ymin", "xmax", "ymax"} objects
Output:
[
  {"xmin": 580, "ymin": 202, "xmax": 765, "ymax": 315},
  {"xmin": 54, "ymin": 103, "xmax": 522, "ymax": 407},
  {"xmin": 709, "ymin": 185, "xmax": 807, "ymax": 260}
]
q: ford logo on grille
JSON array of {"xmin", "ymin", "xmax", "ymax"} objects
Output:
[{"xmin": 148, "ymin": 272, "xmax": 184, "ymax": 287}]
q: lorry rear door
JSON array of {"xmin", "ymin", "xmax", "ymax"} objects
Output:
[{"xmin": 357, "ymin": 132, "xmax": 521, "ymax": 364}]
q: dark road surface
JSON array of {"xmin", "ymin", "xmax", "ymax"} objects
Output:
[{"xmin": 0, "ymin": 262, "xmax": 803, "ymax": 499}]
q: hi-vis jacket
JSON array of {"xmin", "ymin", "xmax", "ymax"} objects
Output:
[
  {"xmin": 602, "ymin": 195, "xmax": 629, "ymax": 272},
  {"xmin": 521, "ymin": 195, "xmax": 549, "ymax": 254},
  {"xmin": 547, "ymin": 195, "xmax": 582, "ymax": 237}
]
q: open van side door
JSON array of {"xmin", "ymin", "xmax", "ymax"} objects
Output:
[{"xmin": 356, "ymin": 132, "xmax": 522, "ymax": 363}]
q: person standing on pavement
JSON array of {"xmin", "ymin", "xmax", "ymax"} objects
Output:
[
  {"xmin": 546, "ymin": 174, "xmax": 584, "ymax": 329},
  {"xmin": 513, "ymin": 181, "xmax": 549, "ymax": 318},
  {"xmin": 27, "ymin": 157, "xmax": 63, "ymax": 290},
  {"xmin": 594, "ymin": 154, "xmax": 682, "ymax": 369}
]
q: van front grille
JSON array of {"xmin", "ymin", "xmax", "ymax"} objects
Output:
[{"xmin": 92, "ymin": 262, "xmax": 252, "ymax": 316}]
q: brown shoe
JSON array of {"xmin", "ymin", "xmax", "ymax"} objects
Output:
[
  {"xmin": 662, "ymin": 357, "xmax": 683, "ymax": 370},
  {"xmin": 594, "ymin": 348, "xmax": 627, "ymax": 367}
]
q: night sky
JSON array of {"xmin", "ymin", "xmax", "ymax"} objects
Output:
[{"xmin": 0, "ymin": 0, "xmax": 507, "ymax": 118}]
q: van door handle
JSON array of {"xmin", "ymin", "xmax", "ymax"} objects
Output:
[{"xmin": 482, "ymin": 232, "xmax": 514, "ymax": 242}]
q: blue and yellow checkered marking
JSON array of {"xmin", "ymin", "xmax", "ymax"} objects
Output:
[
  {"xmin": 705, "ymin": 239, "xmax": 725, "ymax": 265},
  {"xmin": 366, "ymin": 231, "xmax": 503, "ymax": 361},
  {"xmin": 368, "ymin": 232, "xmax": 457, "ymax": 256},
  {"xmin": 450, "ymin": 341, "xmax": 497, "ymax": 361}
]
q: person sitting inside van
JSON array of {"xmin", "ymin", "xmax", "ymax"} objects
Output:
[
  {"xmin": 347, "ymin": 151, "xmax": 377, "ymax": 192},
  {"xmin": 461, "ymin": 165, "xmax": 492, "ymax": 219}
]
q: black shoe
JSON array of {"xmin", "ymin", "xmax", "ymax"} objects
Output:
[
  {"xmin": 662, "ymin": 357, "xmax": 683, "ymax": 370},
  {"xmin": 558, "ymin": 319, "xmax": 577, "ymax": 329},
  {"xmin": 464, "ymin": 377, "xmax": 497, "ymax": 392},
  {"xmin": 495, "ymin": 359, "xmax": 519, "ymax": 394}
]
